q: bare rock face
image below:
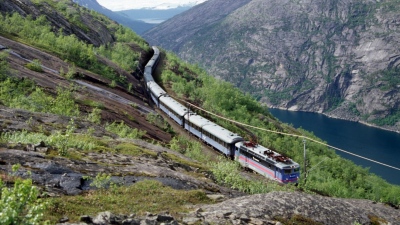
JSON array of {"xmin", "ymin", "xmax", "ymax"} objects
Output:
[
  {"xmin": 145, "ymin": 0, "xmax": 400, "ymax": 132},
  {"xmin": 143, "ymin": 0, "xmax": 252, "ymax": 53},
  {"xmin": 184, "ymin": 191, "xmax": 400, "ymax": 225},
  {"xmin": 0, "ymin": 145, "xmax": 238, "ymax": 197}
]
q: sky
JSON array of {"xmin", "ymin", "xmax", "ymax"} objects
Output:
[{"xmin": 96, "ymin": 0, "xmax": 208, "ymax": 11}]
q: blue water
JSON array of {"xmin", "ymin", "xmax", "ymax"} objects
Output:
[{"xmin": 269, "ymin": 108, "xmax": 400, "ymax": 185}]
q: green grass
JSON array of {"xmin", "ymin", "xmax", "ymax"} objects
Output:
[
  {"xmin": 114, "ymin": 142, "xmax": 158, "ymax": 158},
  {"xmin": 1, "ymin": 129, "xmax": 106, "ymax": 157},
  {"xmin": 105, "ymin": 121, "xmax": 146, "ymax": 139},
  {"xmin": 161, "ymin": 152, "xmax": 208, "ymax": 172},
  {"xmin": 44, "ymin": 180, "xmax": 212, "ymax": 223},
  {"xmin": 275, "ymin": 214, "xmax": 324, "ymax": 225}
]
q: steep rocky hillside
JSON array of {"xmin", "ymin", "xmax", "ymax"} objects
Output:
[
  {"xmin": 0, "ymin": 0, "xmax": 115, "ymax": 46},
  {"xmin": 144, "ymin": 0, "xmax": 400, "ymax": 132}
]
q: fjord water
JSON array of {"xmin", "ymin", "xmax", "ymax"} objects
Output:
[{"xmin": 269, "ymin": 108, "xmax": 400, "ymax": 185}]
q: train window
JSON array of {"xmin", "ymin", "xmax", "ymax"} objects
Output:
[
  {"xmin": 284, "ymin": 169, "xmax": 291, "ymax": 174},
  {"xmin": 294, "ymin": 168, "xmax": 300, "ymax": 172}
]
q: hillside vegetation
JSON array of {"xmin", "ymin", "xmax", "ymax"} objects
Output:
[
  {"xmin": 158, "ymin": 51, "xmax": 400, "ymax": 204},
  {"xmin": 144, "ymin": 0, "xmax": 400, "ymax": 132},
  {"xmin": 0, "ymin": 0, "xmax": 399, "ymax": 224}
]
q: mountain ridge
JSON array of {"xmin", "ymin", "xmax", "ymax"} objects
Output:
[
  {"xmin": 96, "ymin": 0, "xmax": 207, "ymax": 11},
  {"xmin": 144, "ymin": 0, "xmax": 400, "ymax": 133}
]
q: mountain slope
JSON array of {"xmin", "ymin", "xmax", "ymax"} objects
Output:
[
  {"xmin": 0, "ymin": 0, "xmax": 115, "ymax": 46},
  {"xmin": 144, "ymin": 0, "xmax": 400, "ymax": 132},
  {"xmin": 73, "ymin": 0, "xmax": 154, "ymax": 34},
  {"xmin": 143, "ymin": 0, "xmax": 251, "ymax": 52}
]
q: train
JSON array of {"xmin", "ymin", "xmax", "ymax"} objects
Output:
[{"xmin": 143, "ymin": 46, "xmax": 300, "ymax": 184}]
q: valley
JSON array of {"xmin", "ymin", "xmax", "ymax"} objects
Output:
[
  {"xmin": 0, "ymin": 0, "xmax": 399, "ymax": 224},
  {"xmin": 144, "ymin": 0, "xmax": 400, "ymax": 133}
]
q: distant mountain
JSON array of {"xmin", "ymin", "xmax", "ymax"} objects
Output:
[
  {"xmin": 143, "ymin": 0, "xmax": 252, "ymax": 51},
  {"xmin": 73, "ymin": 0, "xmax": 154, "ymax": 34},
  {"xmin": 117, "ymin": 6, "xmax": 192, "ymax": 24},
  {"xmin": 96, "ymin": 0, "xmax": 208, "ymax": 11},
  {"xmin": 144, "ymin": 0, "xmax": 400, "ymax": 132}
]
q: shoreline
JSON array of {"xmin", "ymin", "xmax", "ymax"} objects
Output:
[{"xmin": 268, "ymin": 106, "xmax": 400, "ymax": 134}]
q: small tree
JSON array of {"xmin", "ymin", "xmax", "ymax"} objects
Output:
[{"xmin": 0, "ymin": 165, "xmax": 48, "ymax": 225}]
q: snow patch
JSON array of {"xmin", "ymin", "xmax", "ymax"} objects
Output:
[{"xmin": 96, "ymin": 0, "xmax": 208, "ymax": 11}]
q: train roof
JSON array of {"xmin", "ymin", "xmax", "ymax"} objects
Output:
[
  {"xmin": 159, "ymin": 96, "xmax": 190, "ymax": 116},
  {"xmin": 148, "ymin": 81, "xmax": 166, "ymax": 97},
  {"xmin": 152, "ymin": 46, "xmax": 160, "ymax": 55},
  {"xmin": 185, "ymin": 113, "xmax": 213, "ymax": 127},
  {"xmin": 202, "ymin": 122, "xmax": 244, "ymax": 144},
  {"xmin": 235, "ymin": 141, "xmax": 299, "ymax": 168},
  {"xmin": 144, "ymin": 70, "xmax": 154, "ymax": 83},
  {"xmin": 146, "ymin": 59, "xmax": 155, "ymax": 68}
]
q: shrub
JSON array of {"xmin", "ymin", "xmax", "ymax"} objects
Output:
[
  {"xmin": 0, "ymin": 52, "xmax": 9, "ymax": 79},
  {"xmin": 0, "ymin": 166, "xmax": 48, "ymax": 225},
  {"xmin": 1, "ymin": 129, "xmax": 98, "ymax": 155},
  {"xmin": 84, "ymin": 173, "xmax": 112, "ymax": 190},
  {"xmin": 25, "ymin": 59, "xmax": 43, "ymax": 72},
  {"xmin": 87, "ymin": 107, "xmax": 102, "ymax": 124},
  {"xmin": 105, "ymin": 121, "xmax": 146, "ymax": 139},
  {"xmin": 51, "ymin": 87, "xmax": 80, "ymax": 117},
  {"xmin": 210, "ymin": 157, "xmax": 292, "ymax": 194}
]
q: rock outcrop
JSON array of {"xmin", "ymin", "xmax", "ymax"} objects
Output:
[
  {"xmin": 53, "ymin": 192, "xmax": 400, "ymax": 225},
  {"xmin": 144, "ymin": 0, "xmax": 400, "ymax": 132},
  {"xmin": 186, "ymin": 191, "xmax": 400, "ymax": 225},
  {"xmin": 0, "ymin": 146, "xmax": 234, "ymax": 197}
]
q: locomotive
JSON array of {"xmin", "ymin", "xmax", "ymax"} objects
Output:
[{"xmin": 143, "ymin": 46, "xmax": 300, "ymax": 184}]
